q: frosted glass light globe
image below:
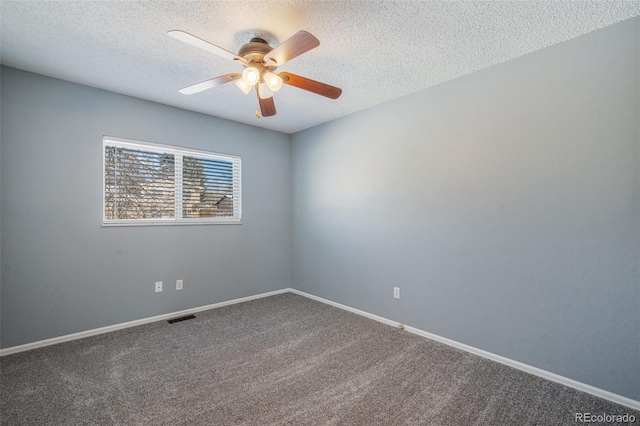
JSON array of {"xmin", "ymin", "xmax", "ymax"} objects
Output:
[{"xmin": 242, "ymin": 67, "xmax": 260, "ymax": 86}]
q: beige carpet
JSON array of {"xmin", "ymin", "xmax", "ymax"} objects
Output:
[{"xmin": 1, "ymin": 293, "xmax": 638, "ymax": 425}]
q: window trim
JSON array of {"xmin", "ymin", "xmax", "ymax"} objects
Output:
[{"xmin": 102, "ymin": 136, "xmax": 242, "ymax": 226}]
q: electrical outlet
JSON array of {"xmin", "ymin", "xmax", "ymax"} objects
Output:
[
  {"xmin": 393, "ymin": 287, "xmax": 400, "ymax": 299},
  {"xmin": 155, "ymin": 281, "xmax": 163, "ymax": 293},
  {"xmin": 176, "ymin": 279, "xmax": 183, "ymax": 291}
]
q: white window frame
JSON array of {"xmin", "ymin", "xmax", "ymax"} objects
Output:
[{"xmin": 103, "ymin": 136, "xmax": 242, "ymax": 226}]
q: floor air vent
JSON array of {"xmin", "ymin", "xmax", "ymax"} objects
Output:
[{"xmin": 167, "ymin": 314, "xmax": 196, "ymax": 324}]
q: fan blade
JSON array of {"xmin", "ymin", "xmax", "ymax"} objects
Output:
[
  {"xmin": 178, "ymin": 73, "xmax": 241, "ymax": 95},
  {"xmin": 263, "ymin": 31, "xmax": 319, "ymax": 66},
  {"xmin": 168, "ymin": 30, "xmax": 247, "ymax": 64},
  {"xmin": 279, "ymin": 72, "xmax": 342, "ymax": 99},
  {"xmin": 256, "ymin": 86, "xmax": 276, "ymax": 117}
]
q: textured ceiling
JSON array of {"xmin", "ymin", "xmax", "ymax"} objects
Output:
[{"xmin": 1, "ymin": 1, "xmax": 639, "ymax": 134}]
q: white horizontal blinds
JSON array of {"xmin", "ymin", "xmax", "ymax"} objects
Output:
[
  {"xmin": 182, "ymin": 155, "xmax": 236, "ymax": 218},
  {"xmin": 231, "ymin": 158, "xmax": 241, "ymax": 219},
  {"xmin": 104, "ymin": 144, "xmax": 176, "ymax": 220}
]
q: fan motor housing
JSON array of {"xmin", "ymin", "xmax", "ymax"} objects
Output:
[{"xmin": 238, "ymin": 38, "xmax": 272, "ymax": 63}]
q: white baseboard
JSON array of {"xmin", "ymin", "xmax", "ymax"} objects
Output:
[
  {"xmin": 289, "ymin": 288, "xmax": 640, "ymax": 411},
  {"xmin": 2, "ymin": 287, "xmax": 638, "ymax": 411},
  {"xmin": 0, "ymin": 288, "xmax": 289, "ymax": 357}
]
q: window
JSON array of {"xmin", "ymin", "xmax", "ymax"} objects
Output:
[{"xmin": 103, "ymin": 137, "xmax": 241, "ymax": 225}]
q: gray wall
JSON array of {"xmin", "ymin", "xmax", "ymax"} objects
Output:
[
  {"xmin": 291, "ymin": 18, "xmax": 640, "ymax": 400},
  {"xmin": 1, "ymin": 67, "xmax": 291, "ymax": 348}
]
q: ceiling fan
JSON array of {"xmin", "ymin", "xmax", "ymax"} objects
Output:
[{"xmin": 167, "ymin": 30, "xmax": 342, "ymax": 117}]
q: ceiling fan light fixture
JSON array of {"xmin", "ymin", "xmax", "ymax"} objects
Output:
[
  {"xmin": 263, "ymin": 71, "xmax": 283, "ymax": 92},
  {"xmin": 258, "ymin": 82, "xmax": 273, "ymax": 100},
  {"xmin": 168, "ymin": 29, "xmax": 341, "ymax": 118},
  {"xmin": 235, "ymin": 79, "xmax": 252, "ymax": 95},
  {"xmin": 242, "ymin": 67, "xmax": 260, "ymax": 86}
]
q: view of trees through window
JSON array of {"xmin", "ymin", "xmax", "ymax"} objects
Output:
[
  {"xmin": 182, "ymin": 155, "xmax": 234, "ymax": 218},
  {"xmin": 104, "ymin": 146, "xmax": 176, "ymax": 220},
  {"xmin": 104, "ymin": 142, "xmax": 237, "ymax": 222}
]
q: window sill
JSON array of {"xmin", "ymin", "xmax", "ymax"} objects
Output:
[{"xmin": 102, "ymin": 219, "xmax": 243, "ymax": 227}]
